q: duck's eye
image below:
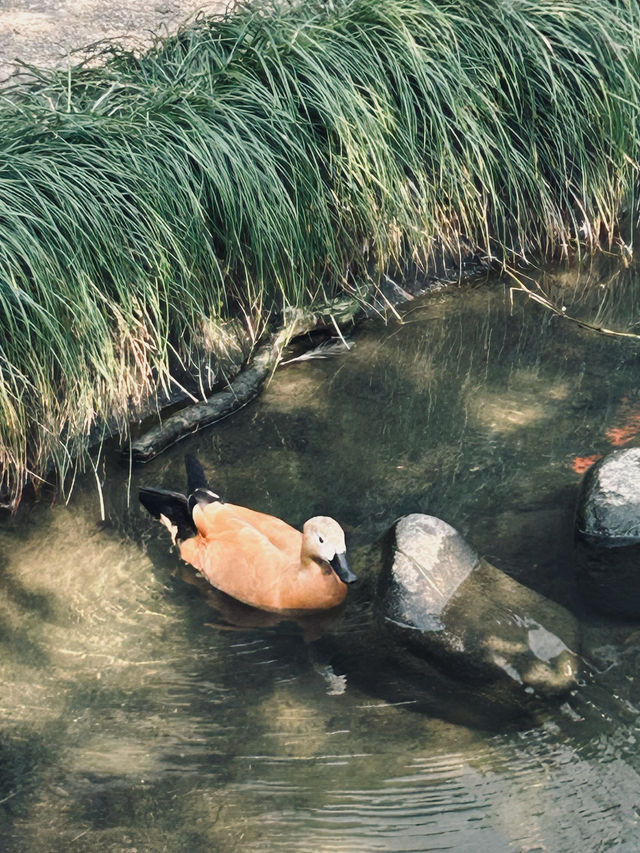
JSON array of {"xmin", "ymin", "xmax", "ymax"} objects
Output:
[{"xmin": 318, "ymin": 535, "xmax": 324, "ymax": 544}]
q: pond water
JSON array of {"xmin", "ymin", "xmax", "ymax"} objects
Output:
[{"xmin": 3, "ymin": 262, "xmax": 640, "ymax": 851}]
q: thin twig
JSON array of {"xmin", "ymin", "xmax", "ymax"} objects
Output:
[{"xmin": 505, "ymin": 266, "xmax": 640, "ymax": 341}]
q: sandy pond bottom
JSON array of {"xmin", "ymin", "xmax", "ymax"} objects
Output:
[{"xmin": 3, "ymin": 265, "xmax": 640, "ymax": 850}]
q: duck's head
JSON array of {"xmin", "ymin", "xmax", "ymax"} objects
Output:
[{"xmin": 302, "ymin": 516, "xmax": 357, "ymax": 584}]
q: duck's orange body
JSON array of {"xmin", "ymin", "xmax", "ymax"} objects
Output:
[
  {"xmin": 179, "ymin": 501, "xmax": 349, "ymax": 612},
  {"xmin": 139, "ymin": 455, "xmax": 356, "ymax": 613}
]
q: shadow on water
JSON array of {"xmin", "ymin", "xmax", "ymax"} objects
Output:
[
  {"xmin": 5, "ymin": 264, "xmax": 640, "ymax": 849},
  {"xmin": 0, "ymin": 565, "xmax": 55, "ymax": 668},
  {"xmin": 0, "ymin": 725, "xmax": 66, "ymax": 842}
]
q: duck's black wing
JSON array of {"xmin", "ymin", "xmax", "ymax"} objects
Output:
[{"xmin": 139, "ymin": 487, "xmax": 197, "ymax": 541}]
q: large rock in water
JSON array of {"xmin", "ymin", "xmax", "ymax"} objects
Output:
[
  {"xmin": 575, "ymin": 447, "xmax": 640, "ymax": 617},
  {"xmin": 376, "ymin": 514, "xmax": 580, "ymax": 700}
]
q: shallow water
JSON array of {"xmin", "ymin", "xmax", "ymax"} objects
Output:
[{"xmin": 3, "ymin": 262, "xmax": 640, "ymax": 850}]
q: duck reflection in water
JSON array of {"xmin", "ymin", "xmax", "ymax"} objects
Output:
[{"xmin": 179, "ymin": 564, "xmax": 348, "ymax": 643}]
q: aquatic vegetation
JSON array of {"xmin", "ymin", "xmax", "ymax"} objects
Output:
[{"xmin": 0, "ymin": 0, "xmax": 638, "ymax": 504}]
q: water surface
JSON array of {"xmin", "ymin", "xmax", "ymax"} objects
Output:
[{"xmin": 3, "ymin": 263, "xmax": 640, "ymax": 850}]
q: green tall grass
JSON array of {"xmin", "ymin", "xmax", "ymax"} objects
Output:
[{"xmin": 0, "ymin": 0, "xmax": 639, "ymax": 504}]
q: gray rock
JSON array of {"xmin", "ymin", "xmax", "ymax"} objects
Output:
[
  {"xmin": 575, "ymin": 448, "xmax": 640, "ymax": 616},
  {"xmin": 576, "ymin": 447, "xmax": 640, "ymax": 540},
  {"xmin": 377, "ymin": 514, "xmax": 580, "ymax": 699}
]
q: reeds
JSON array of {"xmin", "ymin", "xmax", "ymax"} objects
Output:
[{"xmin": 0, "ymin": 0, "xmax": 638, "ymax": 504}]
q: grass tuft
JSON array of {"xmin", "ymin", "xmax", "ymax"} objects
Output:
[{"xmin": 0, "ymin": 0, "xmax": 639, "ymax": 504}]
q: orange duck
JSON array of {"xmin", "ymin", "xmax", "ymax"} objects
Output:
[{"xmin": 140, "ymin": 455, "xmax": 356, "ymax": 612}]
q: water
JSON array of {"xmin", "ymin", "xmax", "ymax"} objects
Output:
[{"xmin": 3, "ymin": 262, "xmax": 640, "ymax": 851}]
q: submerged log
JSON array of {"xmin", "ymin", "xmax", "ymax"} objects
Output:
[
  {"xmin": 128, "ymin": 305, "xmax": 358, "ymax": 462},
  {"xmin": 130, "ymin": 348, "xmax": 273, "ymax": 462}
]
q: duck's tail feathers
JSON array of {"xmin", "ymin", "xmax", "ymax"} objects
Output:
[
  {"xmin": 185, "ymin": 454, "xmax": 222, "ymax": 513},
  {"xmin": 139, "ymin": 487, "xmax": 197, "ymax": 542},
  {"xmin": 185, "ymin": 454, "xmax": 210, "ymax": 492}
]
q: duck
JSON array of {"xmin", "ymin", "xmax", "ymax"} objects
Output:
[{"xmin": 139, "ymin": 454, "xmax": 357, "ymax": 612}]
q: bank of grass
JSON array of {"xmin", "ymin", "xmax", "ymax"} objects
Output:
[{"xmin": 0, "ymin": 0, "xmax": 639, "ymax": 504}]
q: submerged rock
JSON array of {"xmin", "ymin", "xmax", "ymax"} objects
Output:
[
  {"xmin": 376, "ymin": 514, "xmax": 580, "ymax": 700},
  {"xmin": 575, "ymin": 447, "xmax": 640, "ymax": 617}
]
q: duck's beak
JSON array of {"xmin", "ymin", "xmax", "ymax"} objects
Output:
[{"xmin": 330, "ymin": 552, "xmax": 357, "ymax": 584}]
